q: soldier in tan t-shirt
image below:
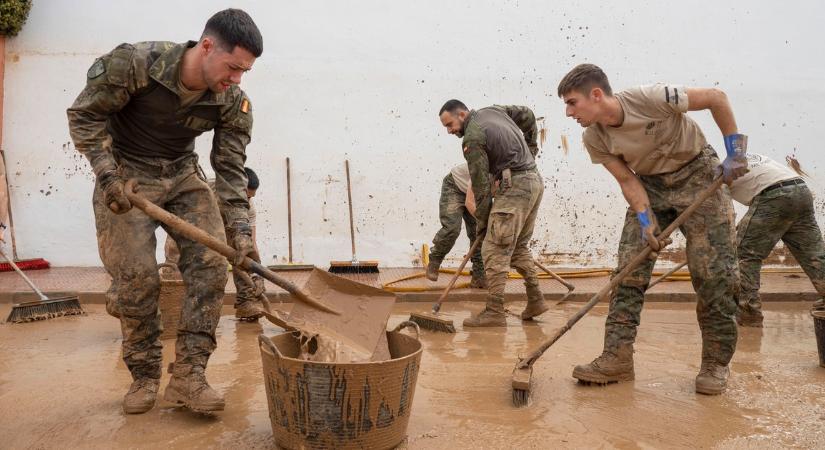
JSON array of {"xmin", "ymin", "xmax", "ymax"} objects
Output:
[{"xmin": 556, "ymin": 64, "xmax": 749, "ymax": 396}]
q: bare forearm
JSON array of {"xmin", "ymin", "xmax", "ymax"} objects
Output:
[{"xmin": 619, "ymin": 176, "xmax": 651, "ymax": 213}]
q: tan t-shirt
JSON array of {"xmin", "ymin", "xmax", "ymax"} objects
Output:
[
  {"xmin": 729, "ymin": 153, "xmax": 801, "ymax": 205},
  {"xmin": 583, "ymin": 84, "xmax": 709, "ymax": 176},
  {"xmin": 176, "ymin": 75, "xmax": 207, "ymax": 109},
  {"xmin": 449, "ymin": 163, "xmax": 471, "ymax": 194}
]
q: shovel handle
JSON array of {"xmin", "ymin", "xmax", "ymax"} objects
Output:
[
  {"xmin": 517, "ymin": 177, "xmax": 725, "ymax": 369},
  {"xmin": 432, "ymin": 235, "xmax": 483, "ymax": 313},
  {"xmin": 123, "ymin": 179, "xmax": 340, "ymax": 315},
  {"xmin": 534, "ymin": 260, "xmax": 575, "ymax": 291}
]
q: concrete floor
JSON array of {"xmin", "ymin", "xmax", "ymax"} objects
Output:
[{"xmin": 1, "ymin": 302, "xmax": 823, "ymax": 449}]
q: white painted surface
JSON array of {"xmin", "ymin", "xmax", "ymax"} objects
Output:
[{"xmin": 2, "ymin": 0, "xmax": 824, "ymax": 267}]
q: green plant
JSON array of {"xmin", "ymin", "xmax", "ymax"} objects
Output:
[{"xmin": 0, "ymin": 0, "xmax": 33, "ymax": 37}]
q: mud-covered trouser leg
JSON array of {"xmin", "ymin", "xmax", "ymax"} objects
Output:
[
  {"xmin": 736, "ymin": 190, "xmax": 791, "ymax": 312},
  {"xmin": 606, "ymin": 147, "xmax": 738, "ymax": 365},
  {"xmin": 430, "ymin": 174, "xmax": 468, "ymax": 264},
  {"xmin": 94, "ymin": 177, "xmax": 163, "ymax": 380},
  {"xmin": 777, "ymin": 186, "xmax": 825, "ymax": 302},
  {"xmin": 162, "ymin": 173, "xmax": 228, "ymax": 369},
  {"xmin": 482, "ymin": 170, "xmax": 544, "ymax": 308},
  {"xmin": 463, "ymin": 208, "xmax": 484, "ymax": 278}
]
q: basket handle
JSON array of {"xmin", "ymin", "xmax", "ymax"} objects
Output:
[
  {"xmin": 258, "ymin": 333, "xmax": 281, "ymax": 356},
  {"xmin": 392, "ymin": 320, "xmax": 420, "ymax": 341}
]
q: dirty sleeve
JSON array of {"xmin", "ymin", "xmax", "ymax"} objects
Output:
[
  {"xmin": 211, "ymin": 90, "xmax": 253, "ymax": 224},
  {"xmin": 66, "ymin": 44, "xmax": 137, "ymax": 176},
  {"xmin": 500, "ymin": 104, "xmax": 539, "ymax": 157},
  {"xmin": 463, "ymin": 138, "xmax": 492, "ymax": 234}
]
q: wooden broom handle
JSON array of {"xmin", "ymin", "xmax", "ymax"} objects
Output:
[{"xmin": 517, "ymin": 177, "xmax": 725, "ymax": 368}]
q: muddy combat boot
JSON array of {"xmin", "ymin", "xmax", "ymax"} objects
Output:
[
  {"xmin": 426, "ymin": 259, "xmax": 441, "ymax": 282},
  {"xmin": 520, "ymin": 285, "xmax": 549, "ymax": 320},
  {"xmin": 234, "ymin": 299, "xmax": 264, "ymax": 321},
  {"xmin": 572, "ymin": 344, "xmax": 635, "ymax": 384},
  {"xmin": 164, "ymin": 364, "xmax": 225, "ymax": 412},
  {"xmin": 463, "ymin": 297, "xmax": 506, "ymax": 327},
  {"xmin": 736, "ymin": 305, "xmax": 763, "ymax": 328},
  {"xmin": 123, "ymin": 378, "xmax": 160, "ymax": 414},
  {"xmin": 812, "ymin": 298, "xmax": 825, "ymax": 312},
  {"xmin": 469, "ymin": 273, "xmax": 488, "ymax": 289},
  {"xmin": 695, "ymin": 361, "xmax": 730, "ymax": 395}
]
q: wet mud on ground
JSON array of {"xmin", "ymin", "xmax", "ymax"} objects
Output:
[{"xmin": 1, "ymin": 302, "xmax": 823, "ymax": 449}]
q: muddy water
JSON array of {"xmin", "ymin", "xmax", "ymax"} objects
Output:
[{"xmin": 0, "ymin": 302, "xmax": 823, "ymax": 449}]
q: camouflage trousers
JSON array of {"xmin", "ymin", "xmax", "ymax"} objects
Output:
[
  {"xmin": 736, "ymin": 182, "xmax": 825, "ymax": 312},
  {"xmin": 94, "ymin": 156, "xmax": 227, "ymax": 380},
  {"xmin": 164, "ymin": 213, "xmax": 258, "ymax": 307},
  {"xmin": 606, "ymin": 146, "xmax": 739, "ymax": 365},
  {"xmin": 482, "ymin": 168, "xmax": 544, "ymax": 308},
  {"xmin": 429, "ymin": 173, "xmax": 483, "ymax": 278}
]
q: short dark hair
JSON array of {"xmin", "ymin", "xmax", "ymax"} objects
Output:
[
  {"xmin": 245, "ymin": 167, "xmax": 260, "ymax": 190},
  {"xmin": 557, "ymin": 64, "xmax": 612, "ymax": 97},
  {"xmin": 438, "ymin": 99, "xmax": 468, "ymax": 116},
  {"xmin": 202, "ymin": 9, "xmax": 263, "ymax": 57}
]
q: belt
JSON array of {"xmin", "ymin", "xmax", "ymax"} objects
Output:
[
  {"xmin": 115, "ymin": 151, "xmax": 199, "ymax": 178},
  {"xmin": 761, "ymin": 178, "xmax": 804, "ymax": 194}
]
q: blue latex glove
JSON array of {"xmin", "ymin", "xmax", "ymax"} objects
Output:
[
  {"xmin": 637, "ymin": 208, "xmax": 661, "ymax": 251},
  {"xmin": 717, "ymin": 133, "xmax": 749, "ymax": 185}
]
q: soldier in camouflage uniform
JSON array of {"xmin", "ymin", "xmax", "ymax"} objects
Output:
[
  {"xmin": 426, "ymin": 163, "xmax": 486, "ymax": 289},
  {"xmin": 438, "ymin": 99, "xmax": 548, "ymax": 327},
  {"xmin": 66, "ymin": 9, "xmax": 263, "ymax": 414},
  {"xmin": 730, "ymin": 153, "xmax": 825, "ymax": 327},
  {"xmin": 558, "ymin": 64, "xmax": 748, "ymax": 395}
]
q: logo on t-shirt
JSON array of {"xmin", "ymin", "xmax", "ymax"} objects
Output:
[{"xmin": 746, "ymin": 153, "xmax": 767, "ymax": 169}]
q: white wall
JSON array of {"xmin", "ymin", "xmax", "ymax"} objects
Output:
[{"xmin": 2, "ymin": 0, "xmax": 824, "ymax": 267}]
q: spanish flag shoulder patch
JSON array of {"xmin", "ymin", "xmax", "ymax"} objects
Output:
[{"xmin": 240, "ymin": 98, "xmax": 250, "ymax": 114}]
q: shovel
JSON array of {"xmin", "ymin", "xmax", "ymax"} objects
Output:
[{"xmin": 125, "ymin": 180, "xmax": 397, "ymax": 359}]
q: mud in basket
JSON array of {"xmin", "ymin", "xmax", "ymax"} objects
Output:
[
  {"xmin": 813, "ymin": 310, "xmax": 825, "ymax": 368},
  {"xmin": 258, "ymin": 322, "xmax": 423, "ymax": 450},
  {"xmin": 158, "ymin": 264, "xmax": 184, "ymax": 341}
]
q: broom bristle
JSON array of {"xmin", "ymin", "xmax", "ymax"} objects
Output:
[
  {"xmin": 511, "ymin": 366, "xmax": 533, "ymax": 407},
  {"xmin": 0, "ymin": 258, "xmax": 51, "ymax": 272},
  {"xmin": 408, "ymin": 312, "xmax": 456, "ymax": 333},
  {"xmin": 6, "ymin": 297, "xmax": 85, "ymax": 324},
  {"xmin": 328, "ymin": 260, "xmax": 380, "ymax": 274}
]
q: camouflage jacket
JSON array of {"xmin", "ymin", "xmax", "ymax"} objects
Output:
[
  {"xmin": 67, "ymin": 41, "xmax": 253, "ymax": 224},
  {"xmin": 461, "ymin": 105, "xmax": 538, "ymax": 230}
]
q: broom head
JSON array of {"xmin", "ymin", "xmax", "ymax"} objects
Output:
[
  {"xmin": 328, "ymin": 260, "xmax": 380, "ymax": 274},
  {"xmin": 408, "ymin": 311, "xmax": 455, "ymax": 333},
  {"xmin": 512, "ymin": 365, "xmax": 533, "ymax": 407},
  {"xmin": 6, "ymin": 296, "xmax": 85, "ymax": 323}
]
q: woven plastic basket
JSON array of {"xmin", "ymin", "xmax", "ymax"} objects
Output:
[{"xmin": 258, "ymin": 322, "xmax": 422, "ymax": 449}]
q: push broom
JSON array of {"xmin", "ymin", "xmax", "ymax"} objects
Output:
[
  {"xmin": 511, "ymin": 177, "xmax": 724, "ymax": 407},
  {"xmin": 409, "ymin": 236, "xmax": 483, "ymax": 333},
  {"xmin": 329, "ymin": 160, "xmax": 379, "ymax": 274},
  {"xmin": 3, "ymin": 247, "xmax": 84, "ymax": 323},
  {"xmin": 269, "ymin": 157, "xmax": 314, "ymax": 271}
]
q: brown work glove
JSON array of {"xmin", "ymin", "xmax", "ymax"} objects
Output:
[
  {"xmin": 99, "ymin": 171, "xmax": 132, "ymax": 214},
  {"xmin": 226, "ymin": 220, "xmax": 258, "ymax": 266}
]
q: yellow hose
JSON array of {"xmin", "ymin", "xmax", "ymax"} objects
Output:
[{"xmin": 381, "ymin": 265, "xmax": 804, "ymax": 293}]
